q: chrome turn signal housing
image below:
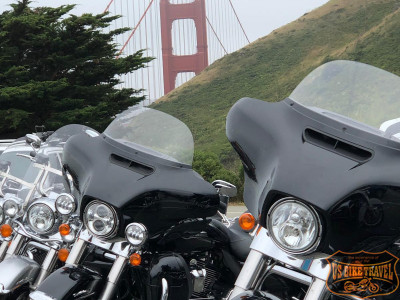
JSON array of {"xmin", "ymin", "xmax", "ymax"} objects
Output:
[{"xmin": 125, "ymin": 223, "xmax": 147, "ymax": 247}]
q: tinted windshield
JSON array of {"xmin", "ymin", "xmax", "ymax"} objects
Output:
[
  {"xmin": 104, "ymin": 107, "xmax": 194, "ymax": 165},
  {"xmin": 290, "ymin": 60, "xmax": 400, "ymax": 139}
]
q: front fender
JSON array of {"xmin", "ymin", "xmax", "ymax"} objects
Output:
[
  {"xmin": 0, "ymin": 256, "xmax": 40, "ymax": 294},
  {"xmin": 230, "ymin": 291, "xmax": 283, "ymax": 300},
  {"xmin": 30, "ymin": 265, "xmax": 102, "ymax": 300}
]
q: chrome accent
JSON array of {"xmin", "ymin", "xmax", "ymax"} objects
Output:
[
  {"xmin": 25, "ymin": 134, "xmax": 41, "ymax": 149},
  {"xmin": 267, "ymin": 198, "xmax": 323, "ymax": 255},
  {"xmin": 98, "ymin": 255, "xmax": 129, "ymax": 300},
  {"xmin": 304, "ymin": 278, "xmax": 329, "ymax": 300},
  {"xmin": 217, "ymin": 211, "xmax": 231, "ymax": 227},
  {"xmin": 0, "ymin": 241, "xmax": 8, "ymax": 262},
  {"xmin": 83, "ymin": 201, "xmax": 119, "ymax": 239},
  {"xmin": 270, "ymin": 265, "xmax": 312, "ymax": 286},
  {"xmin": 13, "ymin": 220, "xmax": 60, "ymax": 244},
  {"xmin": 229, "ymin": 250, "xmax": 267, "ymax": 298},
  {"xmin": 31, "ymin": 248, "xmax": 58, "ymax": 289},
  {"xmin": 65, "ymin": 238, "xmax": 87, "ymax": 266},
  {"xmin": 212, "ymin": 180, "xmax": 237, "ymax": 197},
  {"xmin": 0, "ymin": 164, "xmax": 11, "ymax": 197},
  {"xmin": 29, "ymin": 290, "xmax": 57, "ymax": 300},
  {"xmin": 251, "ymin": 228, "xmax": 330, "ymax": 280},
  {"xmin": 191, "ymin": 269, "xmax": 207, "ymax": 293},
  {"xmin": 0, "ymin": 256, "xmax": 40, "ymax": 294},
  {"xmin": 161, "ymin": 278, "xmax": 169, "ymax": 300},
  {"xmin": 5, "ymin": 233, "xmax": 26, "ymax": 259}
]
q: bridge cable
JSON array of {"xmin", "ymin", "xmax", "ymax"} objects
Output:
[{"xmin": 228, "ymin": 0, "xmax": 251, "ymax": 44}]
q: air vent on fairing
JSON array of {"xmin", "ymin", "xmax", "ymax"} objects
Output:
[
  {"xmin": 110, "ymin": 154, "xmax": 154, "ymax": 176},
  {"xmin": 303, "ymin": 128, "xmax": 373, "ymax": 163}
]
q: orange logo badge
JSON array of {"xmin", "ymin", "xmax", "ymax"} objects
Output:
[{"xmin": 325, "ymin": 250, "xmax": 399, "ymax": 299}]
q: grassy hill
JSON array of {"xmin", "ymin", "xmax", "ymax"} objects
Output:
[{"xmin": 152, "ymin": 0, "xmax": 400, "ymax": 174}]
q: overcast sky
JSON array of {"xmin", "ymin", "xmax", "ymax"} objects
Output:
[{"xmin": 1, "ymin": 0, "xmax": 329, "ymax": 42}]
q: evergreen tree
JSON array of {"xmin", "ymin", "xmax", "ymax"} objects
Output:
[{"xmin": 0, "ymin": 0, "xmax": 152, "ymax": 137}]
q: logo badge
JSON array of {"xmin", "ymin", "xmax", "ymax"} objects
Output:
[{"xmin": 326, "ymin": 250, "xmax": 399, "ymax": 299}]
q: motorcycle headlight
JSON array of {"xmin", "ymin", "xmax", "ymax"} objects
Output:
[
  {"xmin": 125, "ymin": 223, "xmax": 147, "ymax": 247},
  {"xmin": 267, "ymin": 198, "xmax": 322, "ymax": 255},
  {"xmin": 55, "ymin": 194, "xmax": 76, "ymax": 215},
  {"xmin": 0, "ymin": 206, "xmax": 3, "ymax": 224},
  {"xmin": 84, "ymin": 201, "xmax": 118, "ymax": 239},
  {"xmin": 4, "ymin": 200, "xmax": 19, "ymax": 217},
  {"xmin": 27, "ymin": 204, "xmax": 55, "ymax": 234}
]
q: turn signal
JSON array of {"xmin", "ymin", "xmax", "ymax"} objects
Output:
[
  {"xmin": 239, "ymin": 213, "xmax": 256, "ymax": 231},
  {"xmin": 59, "ymin": 224, "xmax": 71, "ymax": 236},
  {"xmin": 0, "ymin": 224, "xmax": 12, "ymax": 238},
  {"xmin": 130, "ymin": 253, "xmax": 142, "ymax": 266},
  {"xmin": 58, "ymin": 248, "xmax": 70, "ymax": 262}
]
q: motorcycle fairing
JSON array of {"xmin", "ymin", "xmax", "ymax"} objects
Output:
[
  {"xmin": 62, "ymin": 133, "xmax": 220, "ymax": 237},
  {"xmin": 227, "ymin": 97, "xmax": 400, "ymax": 253}
]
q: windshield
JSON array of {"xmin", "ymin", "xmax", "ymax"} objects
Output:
[
  {"xmin": 290, "ymin": 60, "xmax": 400, "ymax": 139},
  {"xmin": 47, "ymin": 124, "xmax": 99, "ymax": 144},
  {"xmin": 104, "ymin": 107, "xmax": 194, "ymax": 165}
]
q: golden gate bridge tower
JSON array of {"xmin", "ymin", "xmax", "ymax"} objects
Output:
[{"xmin": 105, "ymin": 0, "xmax": 250, "ymax": 105}]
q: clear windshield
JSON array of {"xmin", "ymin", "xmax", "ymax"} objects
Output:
[
  {"xmin": 104, "ymin": 107, "xmax": 194, "ymax": 165},
  {"xmin": 290, "ymin": 60, "xmax": 400, "ymax": 139},
  {"xmin": 47, "ymin": 124, "xmax": 99, "ymax": 144}
]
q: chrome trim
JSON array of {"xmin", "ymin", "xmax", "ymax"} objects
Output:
[
  {"xmin": 161, "ymin": 278, "xmax": 169, "ymax": 300},
  {"xmin": 251, "ymin": 228, "xmax": 330, "ymax": 281},
  {"xmin": 32, "ymin": 248, "xmax": 58, "ymax": 289},
  {"xmin": 65, "ymin": 238, "xmax": 87, "ymax": 266},
  {"xmin": 229, "ymin": 250, "xmax": 267, "ymax": 299},
  {"xmin": 29, "ymin": 290, "xmax": 57, "ymax": 300},
  {"xmin": 304, "ymin": 278, "xmax": 329, "ymax": 300},
  {"xmin": 0, "ymin": 241, "xmax": 8, "ymax": 262},
  {"xmin": 13, "ymin": 220, "xmax": 60, "ymax": 244},
  {"xmin": 270, "ymin": 265, "xmax": 312, "ymax": 285},
  {"xmin": 98, "ymin": 255, "xmax": 128, "ymax": 300},
  {"xmin": 5, "ymin": 233, "xmax": 26, "ymax": 259},
  {"xmin": 267, "ymin": 197, "xmax": 323, "ymax": 255},
  {"xmin": 0, "ymin": 256, "xmax": 40, "ymax": 294},
  {"xmin": 83, "ymin": 201, "xmax": 119, "ymax": 239}
]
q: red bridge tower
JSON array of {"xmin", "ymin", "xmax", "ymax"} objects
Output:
[{"xmin": 160, "ymin": 0, "xmax": 209, "ymax": 94}]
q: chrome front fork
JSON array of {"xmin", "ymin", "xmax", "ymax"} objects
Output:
[
  {"xmin": 65, "ymin": 237, "xmax": 130, "ymax": 300},
  {"xmin": 0, "ymin": 240, "xmax": 9, "ymax": 262},
  {"xmin": 5, "ymin": 233, "xmax": 26, "ymax": 260},
  {"xmin": 228, "ymin": 228, "xmax": 330, "ymax": 300}
]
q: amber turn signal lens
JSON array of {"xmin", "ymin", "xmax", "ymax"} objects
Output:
[
  {"xmin": 0, "ymin": 224, "xmax": 12, "ymax": 238},
  {"xmin": 58, "ymin": 248, "xmax": 70, "ymax": 262},
  {"xmin": 130, "ymin": 253, "xmax": 142, "ymax": 266},
  {"xmin": 239, "ymin": 213, "xmax": 256, "ymax": 231},
  {"xmin": 59, "ymin": 224, "xmax": 71, "ymax": 236}
]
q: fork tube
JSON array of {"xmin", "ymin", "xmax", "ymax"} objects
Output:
[
  {"xmin": 0, "ymin": 241, "xmax": 8, "ymax": 262},
  {"xmin": 304, "ymin": 278, "xmax": 329, "ymax": 300},
  {"xmin": 228, "ymin": 250, "xmax": 267, "ymax": 299},
  {"xmin": 98, "ymin": 255, "xmax": 129, "ymax": 300},
  {"xmin": 5, "ymin": 233, "xmax": 25, "ymax": 259},
  {"xmin": 65, "ymin": 238, "xmax": 87, "ymax": 266},
  {"xmin": 32, "ymin": 248, "xmax": 58, "ymax": 289}
]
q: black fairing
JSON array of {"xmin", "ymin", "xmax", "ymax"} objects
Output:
[
  {"xmin": 227, "ymin": 97, "xmax": 400, "ymax": 253},
  {"xmin": 63, "ymin": 133, "xmax": 219, "ymax": 237}
]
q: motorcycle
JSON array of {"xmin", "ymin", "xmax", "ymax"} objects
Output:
[
  {"xmin": 226, "ymin": 60, "xmax": 400, "ymax": 299},
  {"xmin": 30, "ymin": 107, "xmax": 253, "ymax": 300},
  {"xmin": 0, "ymin": 125, "xmax": 97, "ymax": 299}
]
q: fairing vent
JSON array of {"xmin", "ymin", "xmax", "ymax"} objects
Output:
[
  {"xmin": 303, "ymin": 128, "xmax": 373, "ymax": 163},
  {"xmin": 231, "ymin": 141, "xmax": 257, "ymax": 182},
  {"xmin": 110, "ymin": 154, "xmax": 154, "ymax": 176}
]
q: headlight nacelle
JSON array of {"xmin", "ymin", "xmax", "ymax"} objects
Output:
[{"xmin": 267, "ymin": 198, "xmax": 322, "ymax": 255}]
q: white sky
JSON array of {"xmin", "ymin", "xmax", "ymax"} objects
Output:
[{"xmin": 1, "ymin": 0, "xmax": 329, "ymax": 42}]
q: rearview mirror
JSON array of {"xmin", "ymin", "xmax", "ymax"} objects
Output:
[{"xmin": 25, "ymin": 134, "xmax": 41, "ymax": 149}]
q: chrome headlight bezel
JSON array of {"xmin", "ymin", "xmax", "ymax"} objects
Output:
[
  {"xmin": 125, "ymin": 223, "xmax": 148, "ymax": 247},
  {"xmin": 83, "ymin": 201, "xmax": 119, "ymax": 239},
  {"xmin": 3, "ymin": 199, "xmax": 19, "ymax": 218},
  {"xmin": 267, "ymin": 198, "xmax": 322, "ymax": 255},
  {"xmin": 55, "ymin": 193, "xmax": 77, "ymax": 215},
  {"xmin": 27, "ymin": 203, "xmax": 56, "ymax": 234}
]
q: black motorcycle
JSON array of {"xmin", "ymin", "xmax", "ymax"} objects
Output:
[
  {"xmin": 30, "ymin": 107, "xmax": 253, "ymax": 300},
  {"xmin": 226, "ymin": 60, "xmax": 400, "ymax": 300}
]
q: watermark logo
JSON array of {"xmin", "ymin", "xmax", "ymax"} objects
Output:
[{"xmin": 326, "ymin": 250, "xmax": 399, "ymax": 299}]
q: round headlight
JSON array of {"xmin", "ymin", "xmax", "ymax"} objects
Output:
[
  {"xmin": 27, "ymin": 204, "xmax": 55, "ymax": 234},
  {"xmin": 0, "ymin": 206, "xmax": 3, "ymax": 224},
  {"xmin": 125, "ymin": 223, "xmax": 147, "ymax": 246},
  {"xmin": 267, "ymin": 198, "xmax": 321, "ymax": 254},
  {"xmin": 4, "ymin": 200, "xmax": 19, "ymax": 217},
  {"xmin": 55, "ymin": 194, "xmax": 76, "ymax": 215},
  {"xmin": 84, "ymin": 201, "xmax": 118, "ymax": 239}
]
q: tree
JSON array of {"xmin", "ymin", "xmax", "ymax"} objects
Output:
[{"xmin": 0, "ymin": 0, "xmax": 152, "ymax": 138}]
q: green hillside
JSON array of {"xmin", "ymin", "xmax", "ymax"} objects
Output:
[{"xmin": 152, "ymin": 0, "xmax": 400, "ymax": 173}]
